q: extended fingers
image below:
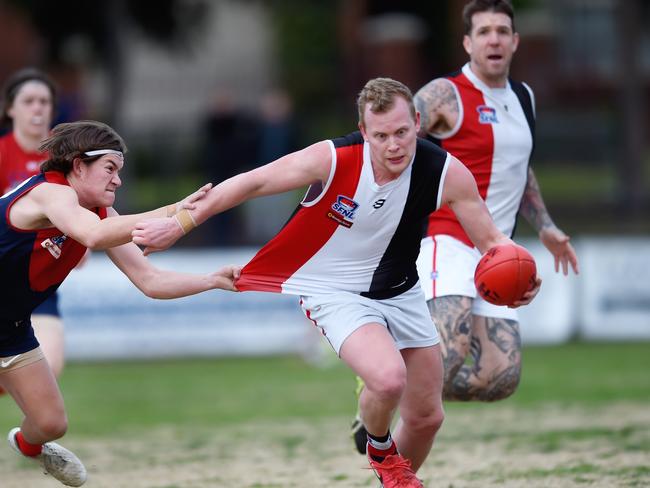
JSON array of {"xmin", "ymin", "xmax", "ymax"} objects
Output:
[{"xmin": 556, "ymin": 242, "xmax": 579, "ymax": 276}]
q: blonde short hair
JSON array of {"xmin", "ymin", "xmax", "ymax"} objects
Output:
[{"xmin": 357, "ymin": 78, "xmax": 416, "ymax": 127}]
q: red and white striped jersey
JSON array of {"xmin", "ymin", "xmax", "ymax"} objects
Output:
[
  {"xmin": 426, "ymin": 63, "xmax": 535, "ymax": 246},
  {"xmin": 237, "ymin": 131, "xmax": 450, "ymax": 299}
]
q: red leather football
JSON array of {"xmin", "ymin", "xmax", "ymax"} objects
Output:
[{"xmin": 474, "ymin": 244, "xmax": 537, "ymax": 306}]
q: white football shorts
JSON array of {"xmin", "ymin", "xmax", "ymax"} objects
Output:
[
  {"xmin": 300, "ymin": 283, "xmax": 439, "ymax": 355},
  {"xmin": 416, "ymin": 234, "xmax": 518, "ymax": 321}
]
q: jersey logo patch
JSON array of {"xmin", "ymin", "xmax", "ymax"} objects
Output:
[
  {"xmin": 327, "ymin": 195, "xmax": 359, "ymax": 228},
  {"xmin": 373, "ymin": 199, "xmax": 386, "ymax": 209},
  {"xmin": 41, "ymin": 235, "xmax": 68, "ymax": 259},
  {"xmin": 476, "ymin": 105, "xmax": 498, "ymax": 124}
]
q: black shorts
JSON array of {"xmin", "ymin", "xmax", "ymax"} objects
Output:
[
  {"xmin": 32, "ymin": 292, "xmax": 61, "ymax": 317},
  {"xmin": 0, "ymin": 318, "xmax": 39, "ymax": 356}
]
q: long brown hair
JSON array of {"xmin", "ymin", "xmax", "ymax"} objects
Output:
[{"xmin": 39, "ymin": 120, "xmax": 127, "ymax": 174}]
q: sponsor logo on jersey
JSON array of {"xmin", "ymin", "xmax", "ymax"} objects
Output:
[
  {"xmin": 476, "ymin": 105, "xmax": 498, "ymax": 124},
  {"xmin": 41, "ymin": 235, "xmax": 68, "ymax": 259},
  {"xmin": 328, "ymin": 195, "xmax": 359, "ymax": 228}
]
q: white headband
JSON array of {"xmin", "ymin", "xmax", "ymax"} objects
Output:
[{"xmin": 84, "ymin": 149, "xmax": 124, "ymax": 158}]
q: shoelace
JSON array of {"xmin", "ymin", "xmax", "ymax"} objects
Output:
[{"xmin": 368, "ymin": 455, "xmax": 422, "ymax": 485}]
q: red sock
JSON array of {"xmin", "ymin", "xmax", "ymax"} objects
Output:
[
  {"xmin": 15, "ymin": 431, "xmax": 42, "ymax": 457},
  {"xmin": 367, "ymin": 438, "xmax": 398, "ymax": 462}
]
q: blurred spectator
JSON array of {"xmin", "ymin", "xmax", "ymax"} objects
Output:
[
  {"xmin": 257, "ymin": 88, "xmax": 299, "ymax": 163},
  {"xmin": 48, "ymin": 62, "xmax": 87, "ymax": 125},
  {"xmin": 198, "ymin": 88, "xmax": 258, "ymax": 246},
  {"xmin": 243, "ymin": 88, "xmax": 302, "ymax": 244},
  {"xmin": 198, "ymin": 87, "xmax": 303, "ymax": 246}
]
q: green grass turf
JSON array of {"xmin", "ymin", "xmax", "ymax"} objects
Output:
[
  {"xmin": 1, "ymin": 342, "xmax": 648, "ymax": 438},
  {"xmin": 510, "ymin": 342, "xmax": 650, "ymax": 405}
]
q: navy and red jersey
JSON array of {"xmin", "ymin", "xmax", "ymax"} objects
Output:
[
  {"xmin": 425, "ymin": 63, "xmax": 535, "ymax": 246},
  {"xmin": 0, "ymin": 171, "xmax": 107, "ymax": 322},
  {"xmin": 237, "ymin": 131, "xmax": 450, "ymax": 299}
]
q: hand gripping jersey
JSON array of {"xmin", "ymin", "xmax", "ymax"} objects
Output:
[
  {"xmin": 237, "ymin": 131, "xmax": 450, "ymax": 299},
  {"xmin": 0, "ymin": 133, "xmax": 48, "ymax": 196},
  {"xmin": 0, "ymin": 171, "xmax": 107, "ymax": 321},
  {"xmin": 426, "ymin": 63, "xmax": 535, "ymax": 246}
]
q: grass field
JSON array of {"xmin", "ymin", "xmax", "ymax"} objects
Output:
[{"xmin": 1, "ymin": 342, "xmax": 649, "ymax": 487}]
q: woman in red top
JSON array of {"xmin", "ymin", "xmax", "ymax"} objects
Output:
[{"xmin": 0, "ymin": 68, "xmax": 66, "ymax": 382}]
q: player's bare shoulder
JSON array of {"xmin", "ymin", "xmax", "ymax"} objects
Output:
[
  {"xmin": 414, "ymin": 78, "xmax": 459, "ymax": 137},
  {"xmin": 7, "ymin": 182, "xmax": 72, "ymax": 230},
  {"xmin": 29, "ymin": 179, "xmax": 77, "ymax": 205}
]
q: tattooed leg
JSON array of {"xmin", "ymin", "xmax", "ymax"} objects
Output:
[
  {"xmin": 427, "ymin": 295, "xmax": 473, "ymax": 398},
  {"xmin": 446, "ymin": 316, "xmax": 522, "ymax": 401}
]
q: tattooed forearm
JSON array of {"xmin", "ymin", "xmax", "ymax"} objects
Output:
[
  {"xmin": 414, "ymin": 79, "xmax": 458, "ymax": 136},
  {"xmin": 519, "ymin": 167, "xmax": 555, "ymax": 232}
]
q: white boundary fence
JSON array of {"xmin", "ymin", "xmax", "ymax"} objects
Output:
[{"xmin": 58, "ymin": 238, "xmax": 650, "ymax": 361}]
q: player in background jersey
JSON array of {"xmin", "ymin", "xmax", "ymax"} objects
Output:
[
  {"xmin": 0, "ymin": 68, "xmax": 69, "ymax": 389},
  {"xmin": 350, "ymin": 0, "xmax": 579, "ymax": 454},
  {"xmin": 1, "ymin": 120, "xmax": 239, "ymax": 486},
  {"xmin": 417, "ymin": 0, "xmax": 577, "ymax": 400},
  {"xmin": 133, "ymin": 77, "xmax": 541, "ymax": 487}
]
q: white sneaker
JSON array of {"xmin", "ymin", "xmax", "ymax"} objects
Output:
[{"xmin": 8, "ymin": 427, "xmax": 87, "ymax": 487}]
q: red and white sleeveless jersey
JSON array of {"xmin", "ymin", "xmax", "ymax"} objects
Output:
[
  {"xmin": 426, "ymin": 63, "xmax": 535, "ymax": 246},
  {"xmin": 237, "ymin": 131, "xmax": 450, "ymax": 299}
]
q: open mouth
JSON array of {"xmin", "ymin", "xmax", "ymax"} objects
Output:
[{"xmin": 487, "ymin": 54, "xmax": 503, "ymax": 61}]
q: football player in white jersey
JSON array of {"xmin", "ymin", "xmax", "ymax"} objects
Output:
[
  {"xmin": 349, "ymin": 0, "xmax": 579, "ymax": 454},
  {"xmin": 133, "ymin": 77, "xmax": 541, "ymax": 487}
]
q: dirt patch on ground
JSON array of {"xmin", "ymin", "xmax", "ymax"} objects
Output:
[{"xmin": 2, "ymin": 402, "xmax": 648, "ymax": 487}]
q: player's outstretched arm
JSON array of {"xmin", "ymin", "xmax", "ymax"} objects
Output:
[
  {"xmin": 519, "ymin": 167, "xmax": 579, "ymax": 275},
  {"xmin": 106, "ymin": 239, "xmax": 241, "ymax": 298},
  {"xmin": 21, "ymin": 181, "xmax": 212, "ymax": 251},
  {"xmin": 133, "ymin": 141, "xmax": 332, "ymax": 255}
]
